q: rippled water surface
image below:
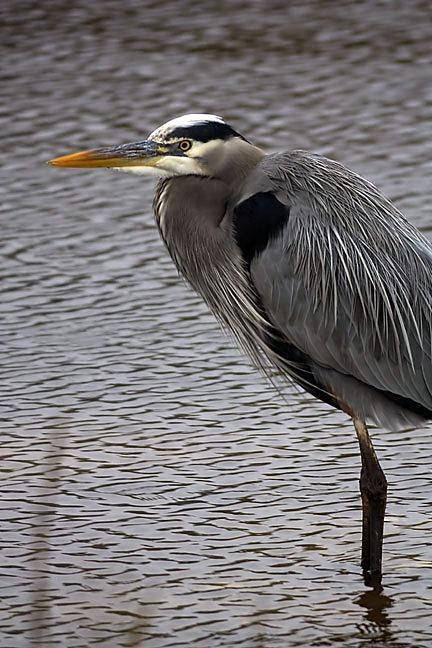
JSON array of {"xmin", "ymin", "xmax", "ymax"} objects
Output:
[{"xmin": 2, "ymin": 1, "xmax": 432, "ymax": 646}]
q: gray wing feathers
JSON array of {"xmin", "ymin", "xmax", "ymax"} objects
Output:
[{"xmin": 249, "ymin": 151, "xmax": 432, "ymax": 417}]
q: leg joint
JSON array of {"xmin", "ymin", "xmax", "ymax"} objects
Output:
[{"xmin": 360, "ymin": 466, "xmax": 387, "ymax": 499}]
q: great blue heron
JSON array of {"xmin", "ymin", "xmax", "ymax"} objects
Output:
[{"xmin": 50, "ymin": 113, "xmax": 432, "ymax": 587}]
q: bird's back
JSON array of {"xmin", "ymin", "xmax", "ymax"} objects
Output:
[{"xmin": 235, "ymin": 151, "xmax": 432, "ymax": 429}]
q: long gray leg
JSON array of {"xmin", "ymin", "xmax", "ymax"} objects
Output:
[{"xmin": 354, "ymin": 417, "xmax": 387, "ymax": 587}]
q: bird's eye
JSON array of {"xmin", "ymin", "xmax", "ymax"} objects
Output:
[{"xmin": 178, "ymin": 140, "xmax": 192, "ymax": 152}]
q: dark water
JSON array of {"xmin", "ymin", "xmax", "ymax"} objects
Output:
[{"xmin": 2, "ymin": 1, "xmax": 432, "ymax": 646}]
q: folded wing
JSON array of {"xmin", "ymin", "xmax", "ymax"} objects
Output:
[{"xmin": 244, "ymin": 151, "xmax": 432, "ymax": 420}]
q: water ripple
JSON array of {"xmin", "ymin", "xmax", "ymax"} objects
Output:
[{"xmin": 1, "ymin": 0, "xmax": 432, "ymax": 646}]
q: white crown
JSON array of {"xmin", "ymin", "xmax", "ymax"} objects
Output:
[{"xmin": 149, "ymin": 113, "xmax": 225, "ymax": 139}]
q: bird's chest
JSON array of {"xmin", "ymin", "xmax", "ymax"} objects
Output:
[{"xmin": 153, "ymin": 178, "xmax": 270, "ymax": 366}]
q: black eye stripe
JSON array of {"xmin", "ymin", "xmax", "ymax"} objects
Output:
[{"xmin": 168, "ymin": 121, "xmax": 247, "ymax": 143}]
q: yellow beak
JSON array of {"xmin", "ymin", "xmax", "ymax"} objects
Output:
[{"xmin": 48, "ymin": 140, "xmax": 163, "ymax": 168}]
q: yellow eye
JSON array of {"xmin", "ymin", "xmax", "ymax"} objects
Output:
[{"xmin": 178, "ymin": 140, "xmax": 192, "ymax": 152}]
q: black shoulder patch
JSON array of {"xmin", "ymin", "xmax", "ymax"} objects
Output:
[
  {"xmin": 233, "ymin": 192, "xmax": 290, "ymax": 266},
  {"xmin": 170, "ymin": 121, "xmax": 247, "ymax": 143}
]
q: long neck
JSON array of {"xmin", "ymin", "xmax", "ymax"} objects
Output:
[
  {"xmin": 153, "ymin": 175, "xmax": 270, "ymax": 369},
  {"xmin": 205, "ymin": 140, "xmax": 265, "ymax": 197},
  {"xmin": 153, "ymin": 176, "xmax": 230, "ymax": 283}
]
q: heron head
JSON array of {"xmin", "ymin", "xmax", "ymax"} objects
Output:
[{"xmin": 49, "ymin": 114, "xmax": 263, "ymax": 181}]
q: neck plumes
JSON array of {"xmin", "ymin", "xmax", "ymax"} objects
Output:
[{"xmin": 152, "ymin": 172, "xmax": 270, "ymax": 372}]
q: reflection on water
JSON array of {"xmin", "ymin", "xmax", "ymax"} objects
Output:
[
  {"xmin": 2, "ymin": 0, "xmax": 432, "ymax": 646},
  {"xmin": 356, "ymin": 589, "xmax": 394, "ymax": 645}
]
